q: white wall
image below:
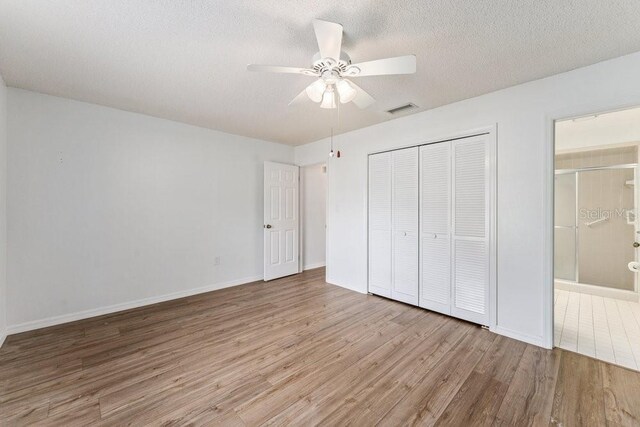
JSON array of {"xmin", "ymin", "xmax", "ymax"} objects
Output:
[
  {"xmin": 7, "ymin": 89, "xmax": 293, "ymax": 331},
  {"xmin": 0, "ymin": 76, "xmax": 7, "ymax": 346},
  {"xmin": 295, "ymin": 51, "xmax": 640, "ymax": 348},
  {"xmin": 301, "ymin": 164, "xmax": 326, "ymax": 270}
]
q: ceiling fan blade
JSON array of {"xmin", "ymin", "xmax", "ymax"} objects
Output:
[
  {"xmin": 247, "ymin": 64, "xmax": 317, "ymax": 76},
  {"xmin": 346, "ymin": 80, "xmax": 375, "ymax": 109},
  {"xmin": 347, "ymin": 55, "xmax": 416, "ymax": 77},
  {"xmin": 313, "ymin": 19, "xmax": 343, "ymax": 61},
  {"xmin": 288, "ymin": 88, "xmax": 310, "ymax": 106}
]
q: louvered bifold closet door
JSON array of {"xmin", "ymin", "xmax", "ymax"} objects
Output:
[
  {"xmin": 391, "ymin": 147, "xmax": 419, "ymax": 305},
  {"xmin": 419, "ymin": 143, "xmax": 451, "ymax": 314},
  {"xmin": 451, "ymin": 135, "xmax": 490, "ymax": 325},
  {"xmin": 368, "ymin": 152, "xmax": 392, "ymax": 297}
]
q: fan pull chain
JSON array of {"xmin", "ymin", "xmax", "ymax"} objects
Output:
[{"xmin": 329, "ymin": 99, "xmax": 341, "ymax": 158}]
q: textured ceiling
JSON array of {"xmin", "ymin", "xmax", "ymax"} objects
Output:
[{"xmin": 1, "ymin": 1, "xmax": 640, "ymax": 145}]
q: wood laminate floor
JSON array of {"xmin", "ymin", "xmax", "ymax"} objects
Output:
[{"xmin": 1, "ymin": 268, "xmax": 639, "ymax": 426}]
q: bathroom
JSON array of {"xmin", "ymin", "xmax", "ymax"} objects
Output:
[{"xmin": 554, "ymin": 106, "xmax": 640, "ymax": 371}]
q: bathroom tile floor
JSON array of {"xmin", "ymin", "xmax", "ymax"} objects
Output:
[{"xmin": 555, "ymin": 289, "xmax": 640, "ymax": 371}]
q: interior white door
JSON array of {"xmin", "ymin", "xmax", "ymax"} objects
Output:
[
  {"xmin": 264, "ymin": 161, "xmax": 299, "ymax": 281},
  {"xmin": 391, "ymin": 147, "xmax": 419, "ymax": 305},
  {"xmin": 451, "ymin": 135, "xmax": 491, "ymax": 325},
  {"xmin": 419, "ymin": 142, "xmax": 451, "ymax": 314},
  {"xmin": 368, "ymin": 152, "xmax": 393, "ymax": 297}
]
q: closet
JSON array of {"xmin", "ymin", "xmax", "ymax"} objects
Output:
[
  {"xmin": 368, "ymin": 133, "xmax": 493, "ymax": 326},
  {"xmin": 368, "ymin": 147, "xmax": 419, "ymax": 305}
]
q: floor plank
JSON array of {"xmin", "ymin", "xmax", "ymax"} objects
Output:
[
  {"xmin": 434, "ymin": 335, "xmax": 527, "ymax": 426},
  {"xmin": 495, "ymin": 345, "xmax": 561, "ymax": 426},
  {"xmin": 602, "ymin": 362, "xmax": 640, "ymax": 426},
  {"xmin": 376, "ymin": 329, "xmax": 494, "ymax": 426},
  {"xmin": 551, "ymin": 350, "xmax": 606, "ymax": 427},
  {"xmin": 1, "ymin": 268, "xmax": 639, "ymax": 425}
]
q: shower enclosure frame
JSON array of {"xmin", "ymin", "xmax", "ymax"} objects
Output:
[{"xmin": 554, "ymin": 162, "xmax": 639, "ymax": 294}]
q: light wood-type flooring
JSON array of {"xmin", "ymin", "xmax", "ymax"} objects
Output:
[{"xmin": 1, "ymin": 268, "xmax": 639, "ymax": 426}]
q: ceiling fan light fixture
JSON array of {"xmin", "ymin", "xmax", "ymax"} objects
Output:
[
  {"xmin": 320, "ymin": 88, "xmax": 337, "ymax": 109},
  {"xmin": 248, "ymin": 19, "xmax": 417, "ymax": 109},
  {"xmin": 306, "ymin": 79, "xmax": 327, "ymax": 103},
  {"xmin": 335, "ymin": 79, "xmax": 356, "ymax": 103}
]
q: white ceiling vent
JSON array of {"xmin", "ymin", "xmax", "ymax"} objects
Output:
[{"xmin": 386, "ymin": 103, "xmax": 419, "ymax": 115}]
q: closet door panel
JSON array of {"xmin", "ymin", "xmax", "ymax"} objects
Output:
[
  {"xmin": 369, "ymin": 230, "xmax": 392, "ymax": 296},
  {"xmin": 368, "ymin": 152, "xmax": 392, "ymax": 296},
  {"xmin": 392, "ymin": 148, "xmax": 419, "ymax": 232},
  {"xmin": 393, "ymin": 233, "xmax": 419, "ymax": 303},
  {"xmin": 420, "ymin": 143, "xmax": 450, "ymax": 233},
  {"xmin": 391, "ymin": 147, "xmax": 419, "ymax": 304},
  {"xmin": 369, "ymin": 153, "xmax": 392, "ymax": 231},
  {"xmin": 454, "ymin": 139, "xmax": 486, "ymax": 238},
  {"xmin": 419, "ymin": 143, "xmax": 451, "ymax": 313},
  {"xmin": 421, "ymin": 234, "xmax": 450, "ymax": 313},
  {"xmin": 454, "ymin": 240, "xmax": 486, "ymax": 314},
  {"xmin": 451, "ymin": 136, "xmax": 490, "ymax": 325}
]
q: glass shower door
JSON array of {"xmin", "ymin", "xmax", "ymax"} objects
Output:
[
  {"xmin": 577, "ymin": 167, "xmax": 636, "ymax": 290},
  {"xmin": 555, "ymin": 173, "xmax": 577, "ymax": 281}
]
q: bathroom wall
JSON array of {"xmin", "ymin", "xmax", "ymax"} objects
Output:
[{"xmin": 556, "ymin": 146, "xmax": 637, "ymax": 290}]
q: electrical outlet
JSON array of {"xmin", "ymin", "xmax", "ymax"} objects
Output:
[{"xmin": 214, "ymin": 256, "xmax": 221, "ymax": 266}]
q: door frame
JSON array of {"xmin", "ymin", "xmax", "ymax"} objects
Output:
[
  {"xmin": 366, "ymin": 124, "xmax": 497, "ymax": 329},
  {"xmin": 298, "ymin": 162, "xmax": 328, "ymax": 273},
  {"xmin": 545, "ymin": 101, "xmax": 640, "ymax": 349}
]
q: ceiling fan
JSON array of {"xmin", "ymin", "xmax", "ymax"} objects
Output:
[{"xmin": 247, "ymin": 19, "xmax": 416, "ymax": 109}]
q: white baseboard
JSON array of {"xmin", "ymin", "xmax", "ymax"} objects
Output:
[
  {"xmin": 0, "ymin": 331, "xmax": 6, "ymax": 349},
  {"xmin": 492, "ymin": 325, "xmax": 549, "ymax": 349},
  {"xmin": 555, "ymin": 280, "xmax": 639, "ymax": 302},
  {"xmin": 326, "ymin": 278, "xmax": 368, "ymax": 295},
  {"xmin": 303, "ymin": 262, "xmax": 326, "ymax": 271},
  {"xmin": 6, "ymin": 275, "xmax": 263, "ymax": 335}
]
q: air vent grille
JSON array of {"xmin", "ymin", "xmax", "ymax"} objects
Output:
[{"xmin": 386, "ymin": 103, "xmax": 418, "ymax": 115}]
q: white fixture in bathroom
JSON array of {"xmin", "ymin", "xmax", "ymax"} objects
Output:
[
  {"xmin": 626, "ymin": 209, "xmax": 636, "ymax": 225},
  {"xmin": 584, "ymin": 217, "xmax": 609, "ymax": 227}
]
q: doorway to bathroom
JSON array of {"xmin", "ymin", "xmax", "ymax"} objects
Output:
[{"xmin": 554, "ymin": 107, "xmax": 640, "ymax": 371}]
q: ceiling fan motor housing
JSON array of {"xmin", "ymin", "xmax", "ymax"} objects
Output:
[{"xmin": 312, "ymin": 52, "xmax": 351, "ymax": 77}]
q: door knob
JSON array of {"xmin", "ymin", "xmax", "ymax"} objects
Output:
[
  {"xmin": 264, "ymin": 224, "xmax": 272, "ymax": 229},
  {"xmin": 634, "ymin": 242, "xmax": 640, "ymax": 248}
]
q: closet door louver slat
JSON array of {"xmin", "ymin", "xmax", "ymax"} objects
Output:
[
  {"xmin": 419, "ymin": 143, "xmax": 451, "ymax": 314},
  {"xmin": 368, "ymin": 152, "xmax": 392, "ymax": 297},
  {"xmin": 452, "ymin": 137, "xmax": 490, "ymax": 325},
  {"xmin": 391, "ymin": 147, "xmax": 419, "ymax": 305}
]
